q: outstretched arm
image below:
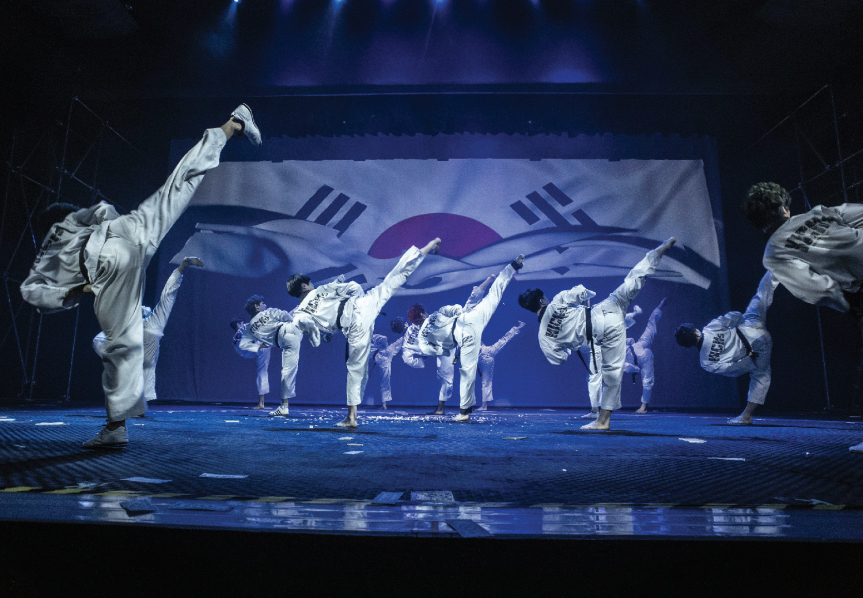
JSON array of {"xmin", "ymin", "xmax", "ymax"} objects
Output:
[{"xmin": 486, "ymin": 321, "xmax": 524, "ymax": 357}]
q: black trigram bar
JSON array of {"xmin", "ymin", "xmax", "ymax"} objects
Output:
[
  {"xmin": 543, "ymin": 183, "xmax": 574, "ymax": 206},
  {"xmin": 526, "ymin": 191, "xmax": 571, "ymax": 229},
  {"xmin": 571, "ymin": 209, "xmax": 599, "ymax": 229},
  {"xmin": 510, "ymin": 200, "xmax": 540, "ymax": 225},
  {"xmin": 314, "ymin": 193, "xmax": 349, "ymax": 225},
  {"xmin": 295, "ymin": 185, "xmax": 334, "ymax": 220},
  {"xmin": 334, "ymin": 203, "xmax": 367, "ymax": 238}
]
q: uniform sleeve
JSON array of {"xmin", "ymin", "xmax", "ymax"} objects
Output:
[
  {"xmin": 544, "ymin": 345, "xmax": 571, "ymax": 366},
  {"xmin": 20, "ymin": 274, "xmax": 80, "ymax": 313},
  {"xmin": 293, "ymin": 312, "xmax": 322, "ymax": 347},
  {"xmin": 557, "ymin": 285, "xmax": 596, "ymax": 306},
  {"xmin": 715, "ymin": 311, "xmax": 744, "ymax": 329},
  {"xmin": 702, "ymin": 356, "xmax": 755, "ymax": 377},
  {"xmin": 386, "ymin": 336, "xmax": 405, "ymax": 358},
  {"xmin": 834, "ymin": 203, "xmax": 863, "ymax": 229},
  {"xmin": 767, "ymin": 254, "xmax": 849, "ymax": 312},
  {"xmin": 146, "ymin": 269, "xmax": 183, "ymax": 332},
  {"xmin": 487, "ymin": 326, "xmax": 520, "ymax": 357},
  {"xmin": 438, "ymin": 305, "xmax": 464, "ymax": 318},
  {"xmin": 237, "ymin": 331, "xmax": 263, "ymax": 354}
]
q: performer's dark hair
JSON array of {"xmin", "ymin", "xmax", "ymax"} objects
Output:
[
  {"xmin": 407, "ymin": 303, "xmax": 426, "ymax": 325},
  {"xmin": 229, "ymin": 317, "xmax": 244, "ymax": 331},
  {"xmin": 390, "ymin": 317, "xmax": 407, "ymax": 334},
  {"xmin": 674, "ymin": 324, "xmax": 699, "ymax": 348},
  {"xmin": 34, "ymin": 203, "xmax": 80, "ymax": 242},
  {"xmin": 518, "ymin": 288, "xmax": 545, "ymax": 313},
  {"xmin": 739, "ymin": 182, "xmax": 791, "ymax": 229},
  {"xmin": 286, "ymin": 274, "xmax": 310, "ymax": 298},
  {"xmin": 244, "ymin": 295, "xmax": 265, "ymax": 316}
]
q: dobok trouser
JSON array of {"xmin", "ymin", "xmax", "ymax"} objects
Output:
[
  {"xmin": 589, "ymin": 251, "xmax": 659, "ymax": 412},
  {"xmin": 738, "ymin": 273, "xmax": 774, "ymax": 405},
  {"xmin": 256, "ymin": 348, "xmax": 271, "ymax": 396},
  {"xmin": 343, "ymin": 247, "xmax": 426, "ymax": 406},
  {"xmin": 277, "ymin": 323, "xmax": 303, "ymax": 400},
  {"xmin": 92, "ymin": 128, "xmax": 226, "ymax": 422}
]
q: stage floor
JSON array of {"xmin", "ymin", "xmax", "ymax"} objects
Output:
[{"xmin": 1, "ymin": 404, "xmax": 862, "ymax": 540}]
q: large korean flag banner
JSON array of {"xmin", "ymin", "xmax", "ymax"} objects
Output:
[{"xmin": 170, "ymin": 159, "xmax": 718, "ymax": 292}]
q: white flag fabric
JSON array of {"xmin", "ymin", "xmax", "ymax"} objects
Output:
[{"xmin": 171, "ymin": 158, "xmax": 719, "ymax": 294}]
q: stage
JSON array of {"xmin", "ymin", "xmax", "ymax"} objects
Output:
[
  {"xmin": 1, "ymin": 403, "xmax": 861, "ymax": 537},
  {"xmin": 3, "ymin": 403, "xmax": 863, "ymax": 594}
]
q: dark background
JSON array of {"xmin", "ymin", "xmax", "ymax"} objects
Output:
[{"xmin": 1, "ymin": 0, "xmax": 862, "ymax": 412}]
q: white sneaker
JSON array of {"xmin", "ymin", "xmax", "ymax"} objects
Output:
[
  {"xmin": 82, "ymin": 426, "xmax": 128, "ymax": 449},
  {"xmin": 231, "ymin": 104, "xmax": 262, "ymax": 146},
  {"xmin": 850, "ymin": 441, "xmax": 863, "ymax": 453},
  {"xmin": 269, "ymin": 404, "xmax": 290, "ymax": 417}
]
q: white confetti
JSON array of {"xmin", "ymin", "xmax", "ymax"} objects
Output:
[
  {"xmin": 338, "ymin": 437, "xmax": 353, "ymax": 441},
  {"xmin": 679, "ymin": 437, "xmax": 706, "ymax": 444},
  {"xmin": 347, "ymin": 443, "xmax": 363, "ymax": 446},
  {"xmin": 708, "ymin": 457, "xmax": 745, "ymax": 462},
  {"xmin": 199, "ymin": 473, "xmax": 248, "ymax": 479},
  {"xmin": 123, "ymin": 477, "xmax": 171, "ymax": 484},
  {"xmin": 344, "ymin": 451, "xmax": 364, "ymax": 455},
  {"xmin": 225, "ymin": 420, "xmax": 240, "ymax": 423},
  {"xmin": 36, "ymin": 422, "xmax": 65, "ymax": 426},
  {"xmin": 0, "ymin": 418, "xmax": 16, "ymax": 422}
]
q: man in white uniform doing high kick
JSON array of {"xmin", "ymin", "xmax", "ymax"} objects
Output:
[
  {"xmin": 740, "ymin": 182, "xmax": 863, "ymax": 451},
  {"xmin": 230, "ymin": 316, "xmax": 271, "ymax": 407},
  {"xmin": 674, "ymin": 271, "xmax": 776, "ymax": 425},
  {"xmin": 367, "ymin": 333, "xmax": 404, "ymax": 409},
  {"xmin": 418, "ymin": 256, "xmax": 525, "ymax": 422},
  {"xmin": 287, "ymin": 237, "xmax": 442, "ymax": 428},
  {"xmin": 518, "ymin": 238, "xmax": 676, "ymax": 431},
  {"xmin": 476, "ymin": 321, "xmax": 525, "ymax": 411},
  {"xmin": 402, "ymin": 275, "xmax": 494, "ymax": 415},
  {"xmin": 627, "ymin": 298, "xmax": 666, "ymax": 414},
  {"xmin": 244, "ymin": 299, "xmax": 309, "ymax": 417},
  {"xmin": 92, "ymin": 255, "xmax": 204, "ymax": 404},
  {"xmin": 20, "ymin": 104, "xmax": 262, "ymax": 448}
]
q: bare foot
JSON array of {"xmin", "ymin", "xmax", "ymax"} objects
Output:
[
  {"xmin": 656, "ymin": 237, "xmax": 677, "ymax": 257},
  {"xmin": 727, "ymin": 415, "xmax": 752, "ymax": 425},
  {"xmin": 635, "ymin": 403, "xmax": 648, "ymax": 414},
  {"xmin": 580, "ymin": 410, "xmax": 599, "ymax": 419},
  {"xmin": 581, "ymin": 420, "xmax": 610, "ymax": 431},
  {"xmin": 253, "ymin": 404, "xmax": 267, "ymax": 410},
  {"xmin": 427, "ymin": 401, "xmax": 446, "ymax": 415},
  {"xmin": 421, "ymin": 238, "xmax": 442, "ymax": 255},
  {"xmin": 335, "ymin": 417, "xmax": 358, "ymax": 428},
  {"xmin": 380, "ymin": 403, "xmax": 388, "ymax": 410}
]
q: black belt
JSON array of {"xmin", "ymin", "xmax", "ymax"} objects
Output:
[
  {"xmin": 585, "ymin": 305, "xmax": 598, "ymax": 372},
  {"xmin": 574, "ymin": 305, "xmax": 598, "ymax": 373},
  {"xmin": 735, "ymin": 328, "xmax": 757, "ymax": 365},
  {"xmin": 79, "ymin": 233, "xmax": 92, "ymax": 285},
  {"xmin": 335, "ymin": 298, "xmax": 349, "ymax": 331}
]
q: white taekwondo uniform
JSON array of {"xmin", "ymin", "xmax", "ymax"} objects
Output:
[
  {"xmin": 92, "ymin": 267, "xmax": 185, "ymax": 402},
  {"xmin": 367, "ymin": 334, "xmax": 404, "ymax": 404},
  {"xmin": 293, "ymin": 246, "xmax": 427, "ymax": 407},
  {"xmin": 400, "ymin": 285, "xmax": 485, "ymax": 403},
  {"xmin": 232, "ymin": 322, "xmax": 271, "ymax": 396},
  {"xmin": 622, "ymin": 302, "xmax": 664, "ymax": 404},
  {"xmin": 247, "ymin": 307, "xmax": 303, "ymax": 402},
  {"xmin": 585, "ymin": 307, "xmax": 640, "ymax": 410},
  {"xmin": 418, "ymin": 263, "xmax": 518, "ymax": 410},
  {"xmin": 21, "ymin": 127, "xmax": 228, "ymax": 422},
  {"xmin": 763, "ymin": 203, "xmax": 863, "ymax": 312},
  {"xmin": 477, "ymin": 324, "xmax": 521, "ymax": 405},
  {"xmin": 698, "ymin": 271, "xmax": 776, "ymax": 405},
  {"xmin": 538, "ymin": 249, "xmax": 662, "ymax": 412}
]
